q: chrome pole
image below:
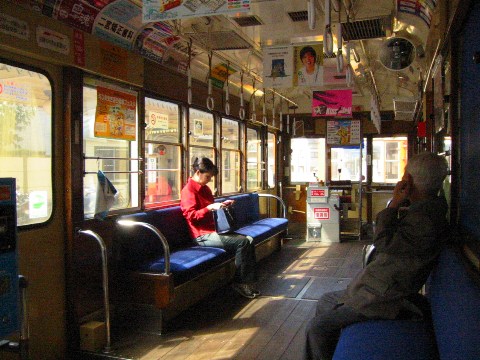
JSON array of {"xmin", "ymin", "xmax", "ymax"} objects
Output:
[{"xmin": 77, "ymin": 230, "xmax": 111, "ymax": 353}]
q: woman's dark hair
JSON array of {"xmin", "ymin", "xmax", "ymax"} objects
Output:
[
  {"xmin": 300, "ymin": 46, "xmax": 316, "ymax": 60},
  {"xmin": 191, "ymin": 157, "xmax": 218, "ymax": 176}
]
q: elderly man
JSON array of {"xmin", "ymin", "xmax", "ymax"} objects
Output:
[{"xmin": 305, "ymin": 152, "xmax": 450, "ymax": 360}]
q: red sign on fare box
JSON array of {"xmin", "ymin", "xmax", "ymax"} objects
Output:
[
  {"xmin": 311, "ymin": 189, "xmax": 326, "ymax": 197},
  {"xmin": 314, "ymin": 208, "xmax": 330, "ymax": 220}
]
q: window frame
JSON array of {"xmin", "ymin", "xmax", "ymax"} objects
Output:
[
  {"xmin": 290, "ymin": 137, "xmax": 326, "ymax": 184},
  {"xmin": 371, "ymin": 136, "xmax": 408, "ymax": 184},
  {"xmin": 0, "ymin": 59, "xmax": 55, "ymax": 227},
  {"xmin": 82, "ymin": 77, "xmax": 141, "ymax": 219},
  {"xmin": 220, "ymin": 116, "xmax": 242, "ymax": 195},
  {"xmin": 267, "ymin": 131, "xmax": 277, "ymax": 189},
  {"xmin": 187, "ymin": 107, "xmax": 217, "ymax": 194},
  {"xmin": 246, "ymin": 125, "xmax": 263, "ymax": 191},
  {"xmin": 144, "ymin": 95, "xmax": 183, "ymax": 207}
]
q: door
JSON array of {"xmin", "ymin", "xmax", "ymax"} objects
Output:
[{"xmin": 0, "ymin": 49, "xmax": 67, "ymax": 359}]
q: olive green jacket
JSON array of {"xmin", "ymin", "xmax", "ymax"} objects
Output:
[{"xmin": 343, "ymin": 196, "xmax": 449, "ymax": 319}]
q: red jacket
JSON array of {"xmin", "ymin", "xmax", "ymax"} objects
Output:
[{"xmin": 180, "ymin": 178, "xmax": 215, "ymax": 239}]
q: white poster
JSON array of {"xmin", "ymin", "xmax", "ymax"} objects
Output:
[
  {"xmin": 143, "ymin": 0, "xmax": 250, "ymax": 22},
  {"xmin": 262, "ymin": 46, "xmax": 294, "ymax": 88}
]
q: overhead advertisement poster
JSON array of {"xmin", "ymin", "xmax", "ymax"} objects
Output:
[
  {"xmin": 293, "ymin": 43, "xmax": 323, "ymax": 87},
  {"xmin": 93, "ymin": 0, "xmax": 142, "ymax": 50},
  {"xmin": 312, "ymin": 90, "xmax": 352, "ymax": 117},
  {"xmin": 134, "ymin": 22, "xmax": 181, "ymax": 64},
  {"xmin": 326, "ymin": 120, "xmax": 361, "ymax": 146},
  {"xmin": 262, "ymin": 46, "xmax": 293, "ymax": 88},
  {"xmin": 210, "ymin": 63, "xmax": 237, "ymax": 89},
  {"xmin": 142, "ymin": 0, "xmax": 250, "ymax": 22},
  {"xmin": 95, "ymin": 86, "xmax": 137, "ymax": 141}
]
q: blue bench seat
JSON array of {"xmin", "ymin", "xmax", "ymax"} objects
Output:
[
  {"xmin": 236, "ymin": 218, "xmax": 289, "ymax": 244},
  {"xmin": 114, "ymin": 192, "xmax": 288, "ymax": 319},
  {"xmin": 139, "ymin": 246, "xmax": 230, "ymax": 286},
  {"xmin": 333, "ymin": 245, "xmax": 480, "ymax": 360}
]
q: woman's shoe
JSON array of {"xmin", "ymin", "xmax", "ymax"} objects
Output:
[{"xmin": 232, "ymin": 283, "xmax": 256, "ymax": 299}]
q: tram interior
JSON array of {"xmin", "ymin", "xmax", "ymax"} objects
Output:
[{"xmin": 1, "ymin": 0, "xmax": 480, "ymax": 359}]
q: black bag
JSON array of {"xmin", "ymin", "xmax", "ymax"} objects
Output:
[{"xmin": 214, "ymin": 206, "xmax": 236, "ymax": 234}]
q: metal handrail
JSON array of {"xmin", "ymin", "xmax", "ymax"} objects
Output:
[
  {"xmin": 83, "ymin": 155, "xmax": 143, "ymax": 161},
  {"xmin": 76, "ymin": 229, "xmax": 111, "ymax": 354},
  {"xmin": 257, "ymin": 193, "xmax": 287, "ymax": 218},
  {"xmin": 18, "ymin": 275, "xmax": 29, "ymax": 359},
  {"xmin": 84, "ymin": 170, "xmax": 143, "ymax": 175},
  {"xmin": 116, "ymin": 221, "xmax": 171, "ymax": 275}
]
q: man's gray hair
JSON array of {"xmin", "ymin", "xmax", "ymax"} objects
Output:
[{"xmin": 405, "ymin": 152, "xmax": 448, "ymax": 196}]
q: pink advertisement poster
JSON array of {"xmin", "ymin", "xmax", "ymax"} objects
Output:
[{"xmin": 312, "ymin": 90, "xmax": 352, "ymax": 117}]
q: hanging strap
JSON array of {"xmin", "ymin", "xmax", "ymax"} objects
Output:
[
  {"xmin": 187, "ymin": 38, "xmax": 193, "ymax": 105},
  {"xmin": 239, "ymin": 70, "xmax": 245, "ymax": 120},
  {"xmin": 206, "ymin": 51, "xmax": 214, "ymax": 110},
  {"xmin": 225, "ymin": 61, "xmax": 230, "ymax": 115}
]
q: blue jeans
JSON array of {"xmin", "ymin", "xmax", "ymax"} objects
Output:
[
  {"xmin": 304, "ymin": 290, "xmax": 368, "ymax": 360},
  {"xmin": 196, "ymin": 232, "xmax": 257, "ymax": 284}
]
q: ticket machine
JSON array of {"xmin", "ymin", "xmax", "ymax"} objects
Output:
[
  {"xmin": 0, "ymin": 178, "xmax": 19, "ymax": 340},
  {"xmin": 306, "ymin": 183, "xmax": 340, "ymax": 242}
]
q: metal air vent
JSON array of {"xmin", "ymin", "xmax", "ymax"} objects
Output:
[
  {"xmin": 342, "ymin": 16, "xmax": 391, "ymax": 41},
  {"xmin": 232, "ymin": 15, "xmax": 263, "ymax": 27},
  {"xmin": 288, "ymin": 10, "xmax": 308, "ymax": 22},
  {"xmin": 185, "ymin": 30, "xmax": 252, "ymax": 50},
  {"xmin": 323, "ymin": 52, "xmax": 337, "ymax": 59},
  {"xmin": 393, "ymin": 97, "xmax": 417, "ymax": 121}
]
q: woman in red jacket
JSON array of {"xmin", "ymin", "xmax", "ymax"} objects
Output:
[{"xmin": 180, "ymin": 157, "xmax": 260, "ymax": 299}]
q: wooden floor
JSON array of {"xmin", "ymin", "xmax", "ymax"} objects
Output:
[{"xmin": 92, "ymin": 233, "xmax": 368, "ymax": 360}]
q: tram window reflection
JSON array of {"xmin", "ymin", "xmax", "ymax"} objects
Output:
[
  {"xmin": 82, "ymin": 81, "xmax": 139, "ymax": 218},
  {"xmin": 0, "ymin": 62, "xmax": 53, "ymax": 226},
  {"xmin": 221, "ymin": 118, "xmax": 240, "ymax": 193},
  {"xmin": 189, "ymin": 108, "xmax": 215, "ymax": 193},
  {"xmin": 144, "ymin": 98, "xmax": 181, "ymax": 206},
  {"xmin": 247, "ymin": 127, "xmax": 262, "ymax": 190}
]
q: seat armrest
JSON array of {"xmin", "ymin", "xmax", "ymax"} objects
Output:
[{"xmin": 257, "ymin": 193, "xmax": 287, "ymax": 218}]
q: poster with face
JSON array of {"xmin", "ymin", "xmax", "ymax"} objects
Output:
[{"xmin": 294, "ymin": 43, "xmax": 323, "ymax": 87}]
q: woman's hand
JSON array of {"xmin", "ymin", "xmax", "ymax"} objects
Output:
[
  {"xmin": 222, "ymin": 200, "xmax": 234, "ymax": 207},
  {"xmin": 207, "ymin": 203, "xmax": 225, "ymax": 211},
  {"xmin": 207, "ymin": 200, "xmax": 234, "ymax": 211}
]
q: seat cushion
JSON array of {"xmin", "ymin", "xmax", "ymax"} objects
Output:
[
  {"xmin": 333, "ymin": 320, "xmax": 438, "ymax": 360},
  {"xmin": 235, "ymin": 218, "xmax": 288, "ymax": 245},
  {"xmin": 427, "ymin": 246, "xmax": 480, "ymax": 360},
  {"xmin": 139, "ymin": 246, "xmax": 232, "ymax": 286}
]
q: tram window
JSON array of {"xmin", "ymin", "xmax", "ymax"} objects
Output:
[
  {"xmin": 267, "ymin": 132, "xmax": 276, "ymax": 188},
  {"xmin": 371, "ymin": 137, "xmax": 407, "ymax": 183},
  {"xmin": 82, "ymin": 82, "xmax": 139, "ymax": 218},
  {"xmin": 291, "ymin": 138, "xmax": 326, "ymax": 183},
  {"xmin": 189, "ymin": 108, "xmax": 215, "ymax": 193},
  {"xmin": 331, "ymin": 143, "xmax": 366, "ymax": 182},
  {"xmin": 144, "ymin": 98, "xmax": 181, "ymax": 206},
  {"xmin": 189, "ymin": 108, "xmax": 214, "ymax": 146},
  {"xmin": 0, "ymin": 62, "xmax": 53, "ymax": 226},
  {"xmin": 221, "ymin": 118, "xmax": 240, "ymax": 193},
  {"xmin": 246, "ymin": 128, "xmax": 262, "ymax": 190}
]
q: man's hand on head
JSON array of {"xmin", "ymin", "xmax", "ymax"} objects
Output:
[{"xmin": 389, "ymin": 180, "xmax": 410, "ymax": 209}]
